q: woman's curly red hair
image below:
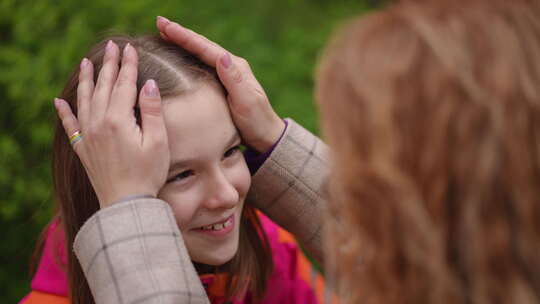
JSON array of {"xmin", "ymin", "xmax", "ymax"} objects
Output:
[{"xmin": 317, "ymin": 0, "xmax": 540, "ymax": 303}]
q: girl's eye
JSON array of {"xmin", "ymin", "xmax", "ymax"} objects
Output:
[
  {"xmin": 167, "ymin": 170, "xmax": 194, "ymax": 183},
  {"xmin": 224, "ymin": 145, "xmax": 241, "ymax": 158}
]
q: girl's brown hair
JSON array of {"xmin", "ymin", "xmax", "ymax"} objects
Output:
[
  {"xmin": 52, "ymin": 35, "xmax": 272, "ymax": 303},
  {"xmin": 316, "ymin": 0, "xmax": 540, "ymax": 303}
]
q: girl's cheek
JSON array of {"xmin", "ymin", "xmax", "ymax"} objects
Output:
[
  {"xmin": 159, "ymin": 190, "xmax": 200, "ymax": 230},
  {"xmin": 231, "ymin": 161, "xmax": 251, "ymax": 198}
]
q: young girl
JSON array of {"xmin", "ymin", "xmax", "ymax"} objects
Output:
[{"xmin": 21, "ymin": 35, "xmax": 328, "ymax": 304}]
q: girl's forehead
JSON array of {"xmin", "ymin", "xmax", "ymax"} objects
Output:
[
  {"xmin": 162, "ymin": 85, "xmax": 236, "ymax": 159},
  {"xmin": 163, "ymin": 85, "xmax": 231, "ymax": 127}
]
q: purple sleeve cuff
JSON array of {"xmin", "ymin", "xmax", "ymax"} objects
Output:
[{"xmin": 244, "ymin": 120, "xmax": 288, "ymax": 175}]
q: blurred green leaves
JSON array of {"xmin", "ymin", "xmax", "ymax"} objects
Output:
[{"xmin": 0, "ymin": 0, "xmax": 371, "ymax": 301}]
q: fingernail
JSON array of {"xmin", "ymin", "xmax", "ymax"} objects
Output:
[
  {"xmin": 106, "ymin": 40, "xmax": 113, "ymax": 53},
  {"xmin": 221, "ymin": 52, "xmax": 232, "ymax": 69},
  {"xmin": 157, "ymin": 16, "xmax": 170, "ymax": 25},
  {"xmin": 80, "ymin": 58, "xmax": 88, "ymax": 69},
  {"xmin": 144, "ymin": 79, "xmax": 159, "ymax": 98},
  {"xmin": 54, "ymin": 98, "xmax": 62, "ymax": 108},
  {"xmin": 123, "ymin": 43, "xmax": 131, "ymax": 56}
]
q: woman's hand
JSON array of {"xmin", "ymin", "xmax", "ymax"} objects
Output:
[
  {"xmin": 156, "ymin": 16, "xmax": 285, "ymax": 153},
  {"xmin": 54, "ymin": 41, "xmax": 170, "ymax": 208}
]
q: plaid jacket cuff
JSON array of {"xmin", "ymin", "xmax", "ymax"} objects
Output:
[
  {"xmin": 74, "ymin": 199, "xmax": 209, "ymax": 304},
  {"xmin": 247, "ymin": 118, "xmax": 329, "ymax": 263}
]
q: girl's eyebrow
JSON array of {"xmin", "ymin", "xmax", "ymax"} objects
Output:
[{"xmin": 168, "ymin": 131, "xmax": 241, "ymax": 173}]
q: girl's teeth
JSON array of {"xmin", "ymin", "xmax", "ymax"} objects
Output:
[{"xmin": 199, "ymin": 218, "xmax": 233, "ymax": 231}]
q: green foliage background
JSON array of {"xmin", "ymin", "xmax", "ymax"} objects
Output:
[{"xmin": 0, "ymin": 0, "xmax": 372, "ymax": 301}]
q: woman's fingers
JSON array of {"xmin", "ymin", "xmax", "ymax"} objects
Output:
[
  {"xmin": 159, "ymin": 31, "xmax": 170, "ymax": 42},
  {"xmin": 156, "ymin": 16, "xmax": 169, "ymax": 32},
  {"xmin": 216, "ymin": 53, "xmax": 254, "ymax": 111},
  {"xmin": 109, "ymin": 43, "xmax": 139, "ymax": 119},
  {"xmin": 91, "ymin": 40, "xmax": 120, "ymax": 120},
  {"xmin": 156, "ymin": 17, "xmax": 259, "ymax": 103},
  {"xmin": 217, "ymin": 54, "xmax": 251, "ymax": 92},
  {"xmin": 54, "ymin": 98, "xmax": 83, "ymax": 153},
  {"xmin": 77, "ymin": 57, "xmax": 94, "ymax": 130},
  {"xmin": 138, "ymin": 79, "xmax": 167, "ymax": 149},
  {"xmin": 156, "ymin": 16, "xmax": 225, "ymax": 66},
  {"xmin": 216, "ymin": 52, "xmax": 272, "ymax": 120},
  {"xmin": 216, "ymin": 52, "xmax": 285, "ymax": 152},
  {"xmin": 156, "ymin": 17, "xmax": 284, "ymax": 152}
]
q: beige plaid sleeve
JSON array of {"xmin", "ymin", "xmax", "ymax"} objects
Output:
[
  {"xmin": 247, "ymin": 118, "xmax": 328, "ymax": 263},
  {"xmin": 73, "ymin": 199, "xmax": 209, "ymax": 304}
]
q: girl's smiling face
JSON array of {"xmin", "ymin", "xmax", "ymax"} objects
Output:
[{"xmin": 157, "ymin": 83, "xmax": 251, "ymax": 266}]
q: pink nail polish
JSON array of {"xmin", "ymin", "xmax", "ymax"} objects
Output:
[
  {"xmin": 144, "ymin": 79, "xmax": 159, "ymax": 98},
  {"xmin": 80, "ymin": 58, "xmax": 88, "ymax": 69},
  {"xmin": 221, "ymin": 53, "xmax": 232, "ymax": 68},
  {"xmin": 157, "ymin": 16, "xmax": 170, "ymax": 25},
  {"xmin": 123, "ymin": 43, "xmax": 131, "ymax": 56},
  {"xmin": 106, "ymin": 40, "xmax": 113, "ymax": 52},
  {"xmin": 54, "ymin": 98, "xmax": 61, "ymax": 108}
]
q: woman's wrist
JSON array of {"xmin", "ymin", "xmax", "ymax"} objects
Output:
[
  {"xmin": 250, "ymin": 119, "xmax": 286, "ymax": 153},
  {"xmin": 99, "ymin": 191, "xmax": 157, "ymax": 209},
  {"xmin": 108, "ymin": 194, "xmax": 156, "ymax": 205}
]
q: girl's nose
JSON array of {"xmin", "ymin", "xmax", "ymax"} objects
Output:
[{"xmin": 202, "ymin": 170, "xmax": 239, "ymax": 210}]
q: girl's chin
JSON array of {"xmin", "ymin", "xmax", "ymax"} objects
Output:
[
  {"xmin": 186, "ymin": 230, "xmax": 240, "ymax": 266},
  {"xmin": 192, "ymin": 252, "xmax": 237, "ymax": 267}
]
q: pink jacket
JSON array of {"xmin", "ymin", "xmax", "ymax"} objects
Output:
[{"xmin": 21, "ymin": 215, "xmax": 326, "ymax": 304}]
